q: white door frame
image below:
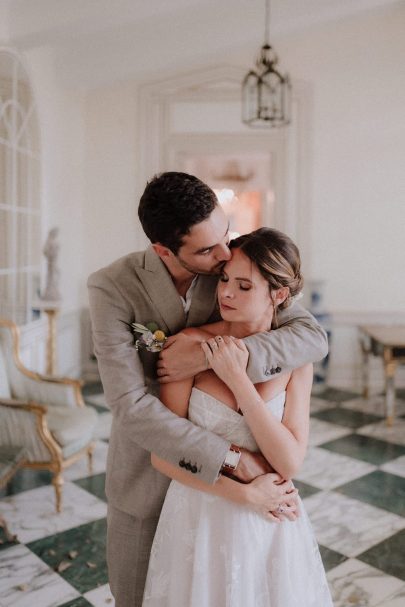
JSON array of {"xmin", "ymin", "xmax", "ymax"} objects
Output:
[{"xmin": 137, "ymin": 65, "xmax": 314, "ymax": 269}]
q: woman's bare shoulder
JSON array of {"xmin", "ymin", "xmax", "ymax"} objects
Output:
[{"xmin": 182, "ymin": 321, "xmax": 227, "ymax": 339}]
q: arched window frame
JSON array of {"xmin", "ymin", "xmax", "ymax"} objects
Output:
[{"xmin": 0, "ymin": 47, "xmax": 41, "ymax": 325}]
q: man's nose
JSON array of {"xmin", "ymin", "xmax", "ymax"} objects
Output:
[{"xmin": 216, "ymin": 243, "xmax": 232, "ymax": 261}]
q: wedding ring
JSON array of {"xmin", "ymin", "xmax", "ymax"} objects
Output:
[
  {"xmin": 216, "ymin": 336, "xmax": 223, "ymax": 342},
  {"xmin": 276, "ymin": 506, "xmax": 285, "ymax": 514}
]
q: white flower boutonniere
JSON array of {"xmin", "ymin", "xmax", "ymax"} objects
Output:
[{"xmin": 132, "ymin": 322, "xmax": 167, "ymax": 352}]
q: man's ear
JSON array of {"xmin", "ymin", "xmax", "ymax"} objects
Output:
[{"xmin": 152, "ymin": 243, "xmax": 173, "ymax": 259}]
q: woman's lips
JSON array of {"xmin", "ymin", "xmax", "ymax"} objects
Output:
[{"xmin": 220, "ymin": 302, "xmax": 236, "ymax": 311}]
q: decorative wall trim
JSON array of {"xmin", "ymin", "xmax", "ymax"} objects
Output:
[
  {"xmin": 137, "ymin": 65, "xmax": 314, "ymax": 269},
  {"xmin": 330, "ymin": 310, "xmax": 405, "ymax": 327}
]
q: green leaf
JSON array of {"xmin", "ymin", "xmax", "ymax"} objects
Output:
[{"xmin": 131, "ymin": 323, "xmax": 149, "ymax": 334}]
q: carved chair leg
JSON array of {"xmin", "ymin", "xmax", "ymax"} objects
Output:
[
  {"xmin": 52, "ymin": 471, "xmax": 64, "ymax": 513},
  {"xmin": 0, "ymin": 514, "xmax": 17, "ymax": 542},
  {"xmin": 87, "ymin": 443, "xmax": 94, "ymax": 475}
]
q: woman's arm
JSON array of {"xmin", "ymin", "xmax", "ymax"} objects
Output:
[
  {"xmin": 154, "ymin": 377, "xmax": 297, "ymax": 520},
  {"xmin": 151, "ymin": 454, "xmax": 287, "ymax": 520},
  {"xmin": 202, "ymin": 337, "xmax": 312, "ymax": 479}
]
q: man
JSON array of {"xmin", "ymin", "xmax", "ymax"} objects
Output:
[{"xmin": 88, "ymin": 172, "xmax": 328, "ymax": 606}]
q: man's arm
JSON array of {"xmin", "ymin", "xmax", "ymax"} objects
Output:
[
  {"xmin": 244, "ymin": 304, "xmax": 328, "ymax": 384},
  {"xmin": 151, "ymin": 454, "xmax": 298, "ymax": 522},
  {"xmin": 158, "ymin": 303, "xmax": 327, "ymax": 384},
  {"xmin": 87, "ymin": 269, "xmax": 230, "ymax": 485}
]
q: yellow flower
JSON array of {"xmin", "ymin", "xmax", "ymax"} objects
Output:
[{"xmin": 153, "ymin": 330, "xmax": 166, "ymax": 342}]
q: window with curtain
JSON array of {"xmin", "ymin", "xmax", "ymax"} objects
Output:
[{"xmin": 0, "ymin": 49, "xmax": 41, "ymax": 325}]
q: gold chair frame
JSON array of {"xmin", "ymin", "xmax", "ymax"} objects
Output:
[{"xmin": 0, "ymin": 318, "xmax": 94, "ymax": 512}]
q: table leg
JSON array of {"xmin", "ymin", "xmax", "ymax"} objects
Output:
[
  {"xmin": 384, "ymin": 354, "xmax": 396, "ymax": 427},
  {"xmin": 45, "ymin": 309, "xmax": 58, "ymax": 375},
  {"xmin": 360, "ymin": 337, "xmax": 370, "ymax": 398}
]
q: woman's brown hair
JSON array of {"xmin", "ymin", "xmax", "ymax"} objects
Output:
[{"xmin": 229, "ymin": 228, "xmax": 303, "ymax": 322}]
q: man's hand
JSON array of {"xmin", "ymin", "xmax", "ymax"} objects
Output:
[
  {"xmin": 157, "ymin": 333, "xmax": 206, "ymax": 383},
  {"xmin": 232, "ymin": 448, "xmax": 273, "ymax": 483},
  {"xmin": 245, "ymin": 473, "xmax": 299, "ymax": 521}
]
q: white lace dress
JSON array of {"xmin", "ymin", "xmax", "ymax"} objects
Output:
[{"xmin": 142, "ymin": 388, "xmax": 333, "ymax": 607}]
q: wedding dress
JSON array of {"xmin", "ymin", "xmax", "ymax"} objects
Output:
[{"xmin": 142, "ymin": 388, "xmax": 333, "ymax": 607}]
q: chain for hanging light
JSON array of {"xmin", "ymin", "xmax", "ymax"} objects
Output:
[{"xmin": 242, "ymin": 0, "xmax": 291, "ymax": 128}]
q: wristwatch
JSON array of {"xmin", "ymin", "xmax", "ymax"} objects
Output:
[{"xmin": 221, "ymin": 444, "xmax": 241, "ymax": 475}]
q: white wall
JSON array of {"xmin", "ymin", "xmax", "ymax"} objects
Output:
[
  {"xmin": 82, "ymin": 3, "xmax": 405, "ymax": 317},
  {"xmin": 83, "ymin": 81, "xmax": 140, "ymax": 278},
  {"xmin": 6, "ymin": 2, "xmax": 404, "ymax": 384},
  {"xmin": 23, "ymin": 46, "xmax": 87, "ymax": 311},
  {"xmin": 79, "ymin": 3, "xmax": 405, "ymax": 389},
  {"xmin": 280, "ymin": 3, "xmax": 405, "ymax": 314}
]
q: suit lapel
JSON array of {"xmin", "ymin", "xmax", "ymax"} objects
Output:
[
  {"xmin": 137, "ymin": 247, "xmax": 186, "ymax": 335},
  {"xmin": 187, "ymin": 275, "xmax": 219, "ymax": 327}
]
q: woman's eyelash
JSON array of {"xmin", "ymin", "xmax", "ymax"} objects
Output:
[{"xmin": 239, "ymin": 285, "xmax": 251, "ymax": 291}]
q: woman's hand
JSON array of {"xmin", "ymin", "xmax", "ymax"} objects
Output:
[{"xmin": 201, "ymin": 335, "xmax": 249, "ymax": 389}]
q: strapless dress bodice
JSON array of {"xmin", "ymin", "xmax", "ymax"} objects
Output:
[{"xmin": 188, "ymin": 387, "xmax": 286, "ymax": 452}]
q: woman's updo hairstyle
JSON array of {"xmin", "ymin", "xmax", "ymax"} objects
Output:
[{"xmin": 229, "ymin": 228, "xmax": 303, "ymax": 314}]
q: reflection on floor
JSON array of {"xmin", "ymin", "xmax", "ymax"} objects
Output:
[{"xmin": 1, "ymin": 384, "xmax": 405, "ymax": 607}]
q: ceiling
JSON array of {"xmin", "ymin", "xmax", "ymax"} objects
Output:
[{"xmin": 1, "ymin": 0, "xmax": 401, "ymax": 88}]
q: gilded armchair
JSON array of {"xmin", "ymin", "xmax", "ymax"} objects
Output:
[{"xmin": 0, "ymin": 318, "xmax": 98, "ymax": 512}]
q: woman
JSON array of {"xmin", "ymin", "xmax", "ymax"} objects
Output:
[{"xmin": 142, "ymin": 228, "xmax": 333, "ymax": 606}]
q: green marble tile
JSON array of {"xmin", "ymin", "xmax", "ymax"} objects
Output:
[
  {"xmin": 315, "ymin": 387, "xmax": 361, "ymax": 403},
  {"xmin": 82, "ymin": 381, "xmax": 103, "ymax": 396},
  {"xmin": 318, "ymin": 545, "xmax": 347, "ymax": 572},
  {"xmin": 312, "ymin": 407, "xmax": 382, "ymax": 429},
  {"xmin": 85, "ymin": 401, "xmax": 108, "ymax": 414},
  {"xmin": 74, "ymin": 473, "xmax": 106, "ymax": 502},
  {"xmin": 320, "ymin": 434, "xmax": 405, "ymax": 465},
  {"xmin": 336, "ymin": 470, "xmax": 405, "ymax": 517},
  {"xmin": 0, "ymin": 467, "xmax": 52, "ymax": 498},
  {"xmin": 396, "ymin": 388, "xmax": 405, "ymax": 401},
  {"xmin": 292, "ymin": 479, "xmax": 321, "ymax": 499},
  {"xmin": 358, "ymin": 528, "xmax": 405, "ymax": 581},
  {"xmin": 27, "ymin": 518, "xmax": 108, "ymax": 594},
  {"xmin": 57, "ymin": 597, "xmax": 93, "ymax": 607}
]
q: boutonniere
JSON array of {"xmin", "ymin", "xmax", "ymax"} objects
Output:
[{"xmin": 131, "ymin": 322, "xmax": 167, "ymax": 352}]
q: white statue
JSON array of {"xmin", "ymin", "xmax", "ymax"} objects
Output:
[{"xmin": 42, "ymin": 227, "xmax": 61, "ymax": 301}]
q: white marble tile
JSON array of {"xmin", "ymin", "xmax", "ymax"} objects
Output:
[
  {"xmin": 346, "ymin": 395, "xmax": 405, "ymax": 416},
  {"xmin": 0, "ymin": 482, "xmax": 107, "ymax": 543},
  {"xmin": 84, "ymin": 583, "xmax": 115, "ymax": 606},
  {"xmin": 374, "ymin": 583, "xmax": 405, "ymax": 607},
  {"xmin": 310, "ymin": 396, "xmax": 336, "ymax": 413},
  {"xmin": 94, "ymin": 412, "xmax": 112, "ymax": 441},
  {"xmin": 0, "ymin": 544, "xmax": 79, "ymax": 607},
  {"xmin": 380, "ymin": 455, "xmax": 405, "ymax": 478},
  {"xmin": 308, "ymin": 418, "xmax": 352, "ymax": 447},
  {"xmin": 295, "ymin": 446, "xmax": 376, "ymax": 489},
  {"xmin": 304, "ymin": 491, "xmax": 405, "ymax": 557},
  {"xmin": 327, "ymin": 558, "xmax": 404, "ymax": 607},
  {"xmin": 64, "ymin": 440, "xmax": 108, "ymax": 481},
  {"xmin": 357, "ymin": 418, "xmax": 405, "ymax": 446}
]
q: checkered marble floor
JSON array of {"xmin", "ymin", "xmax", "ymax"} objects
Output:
[{"xmin": 1, "ymin": 384, "xmax": 405, "ymax": 607}]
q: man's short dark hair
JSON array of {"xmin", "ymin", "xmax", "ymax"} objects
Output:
[{"xmin": 138, "ymin": 172, "xmax": 217, "ymax": 254}]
